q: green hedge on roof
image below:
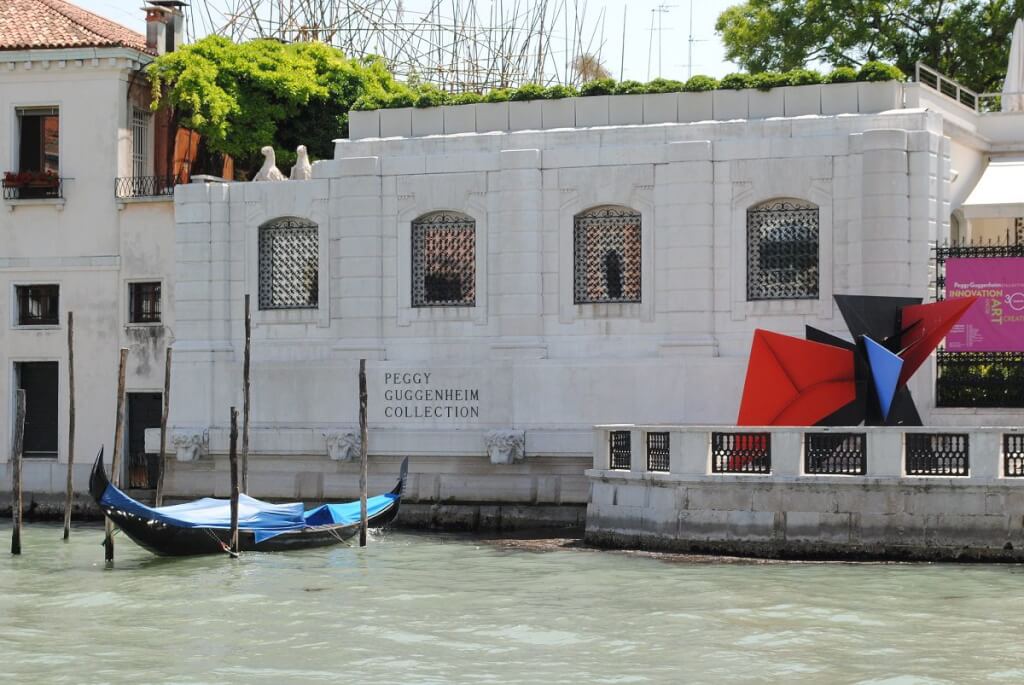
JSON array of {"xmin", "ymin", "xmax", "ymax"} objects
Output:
[{"xmin": 351, "ymin": 62, "xmax": 905, "ymax": 111}]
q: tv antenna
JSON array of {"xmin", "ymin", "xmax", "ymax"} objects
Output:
[{"xmin": 685, "ymin": 0, "xmax": 707, "ymax": 79}]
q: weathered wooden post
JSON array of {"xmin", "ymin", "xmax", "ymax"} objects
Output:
[
  {"xmin": 62, "ymin": 311, "xmax": 75, "ymax": 540},
  {"xmin": 104, "ymin": 348, "xmax": 129, "ymax": 563},
  {"xmin": 242, "ymin": 294, "xmax": 251, "ymax": 493},
  {"xmin": 359, "ymin": 359, "xmax": 368, "ymax": 547},
  {"xmin": 229, "ymin": 406, "xmax": 240, "ymax": 556},
  {"xmin": 10, "ymin": 390, "xmax": 26, "ymax": 555},
  {"xmin": 154, "ymin": 347, "xmax": 172, "ymax": 507}
]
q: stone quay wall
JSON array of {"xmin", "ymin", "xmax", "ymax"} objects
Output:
[{"xmin": 586, "ymin": 425, "xmax": 1024, "ymax": 560}]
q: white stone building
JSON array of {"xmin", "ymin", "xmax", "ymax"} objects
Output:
[
  {"xmin": 158, "ymin": 77, "xmax": 1023, "ymax": 521},
  {"xmin": 0, "ymin": 0, "xmax": 179, "ymax": 500}
]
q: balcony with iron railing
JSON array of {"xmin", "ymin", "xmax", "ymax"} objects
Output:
[
  {"xmin": 3, "ymin": 172, "xmax": 64, "ymax": 201},
  {"xmin": 114, "ymin": 174, "xmax": 180, "ymax": 200}
]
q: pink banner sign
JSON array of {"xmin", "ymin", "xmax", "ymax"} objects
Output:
[{"xmin": 944, "ymin": 257, "xmax": 1024, "ymax": 351}]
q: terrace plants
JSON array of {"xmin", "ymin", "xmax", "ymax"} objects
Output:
[{"xmin": 2, "ymin": 170, "xmax": 59, "ymax": 188}]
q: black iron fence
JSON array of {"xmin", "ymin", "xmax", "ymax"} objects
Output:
[
  {"xmin": 1005, "ymin": 434, "xmax": 1024, "ymax": 478},
  {"xmin": 3, "ymin": 178, "xmax": 63, "ymax": 200},
  {"xmin": 936, "ymin": 350, "xmax": 1024, "ymax": 407},
  {"xmin": 805, "ymin": 432, "xmax": 866, "ymax": 475},
  {"xmin": 646, "ymin": 432, "xmax": 670, "ymax": 472},
  {"xmin": 711, "ymin": 432, "xmax": 771, "ymax": 474},
  {"xmin": 905, "ymin": 433, "xmax": 969, "ymax": 476},
  {"xmin": 609, "ymin": 430, "xmax": 631, "ymax": 470},
  {"xmin": 933, "ymin": 240, "xmax": 1024, "ymax": 408},
  {"xmin": 114, "ymin": 175, "xmax": 179, "ymax": 199}
]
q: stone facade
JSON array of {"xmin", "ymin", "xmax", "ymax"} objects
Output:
[{"xmin": 154, "ymin": 101, "xmax": 961, "ymax": 508}]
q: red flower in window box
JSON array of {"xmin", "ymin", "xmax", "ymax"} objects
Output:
[{"xmin": 3, "ymin": 171, "xmax": 59, "ymax": 188}]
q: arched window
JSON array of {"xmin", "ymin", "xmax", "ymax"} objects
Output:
[
  {"xmin": 746, "ymin": 198, "xmax": 819, "ymax": 300},
  {"xmin": 412, "ymin": 211, "xmax": 476, "ymax": 307},
  {"xmin": 258, "ymin": 217, "xmax": 319, "ymax": 310},
  {"xmin": 573, "ymin": 205, "xmax": 642, "ymax": 304}
]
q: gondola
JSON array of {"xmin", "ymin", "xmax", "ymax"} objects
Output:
[{"xmin": 89, "ymin": 449, "xmax": 407, "ymax": 557}]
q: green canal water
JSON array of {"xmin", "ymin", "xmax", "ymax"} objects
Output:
[{"xmin": 2, "ymin": 523, "xmax": 1024, "ymax": 684}]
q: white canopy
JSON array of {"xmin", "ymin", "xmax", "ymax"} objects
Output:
[
  {"xmin": 961, "ymin": 157, "xmax": 1024, "ymax": 218},
  {"xmin": 1004, "ymin": 18, "xmax": 1024, "ymax": 112}
]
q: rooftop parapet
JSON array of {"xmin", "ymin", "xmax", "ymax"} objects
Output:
[{"xmin": 348, "ymin": 81, "xmax": 906, "ymax": 140}]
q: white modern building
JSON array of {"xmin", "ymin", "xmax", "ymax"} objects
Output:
[{"xmin": 0, "ymin": 0, "xmax": 180, "ymax": 501}]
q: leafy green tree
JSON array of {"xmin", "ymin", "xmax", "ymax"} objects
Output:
[
  {"xmin": 148, "ymin": 37, "xmax": 409, "ymax": 176},
  {"xmin": 716, "ymin": 0, "xmax": 1024, "ymax": 93}
]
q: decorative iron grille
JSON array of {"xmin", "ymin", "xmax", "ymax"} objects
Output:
[
  {"xmin": 747, "ymin": 199, "xmax": 819, "ymax": 300},
  {"xmin": 411, "ymin": 211, "xmax": 476, "ymax": 306},
  {"xmin": 999, "ymin": 432, "xmax": 1024, "ymax": 475},
  {"xmin": 1016, "ymin": 218, "xmax": 1023, "ymax": 245},
  {"xmin": 905, "ymin": 433, "xmax": 969, "ymax": 476},
  {"xmin": 805, "ymin": 432, "xmax": 866, "ymax": 475},
  {"xmin": 114, "ymin": 175, "xmax": 179, "ymax": 199},
  {"xmin": 646, "ymin": 432, "xmax": 670, "ymax": 472},
  {"xmin": 258, "ymin": 218, "xmax": 319, "ymax": 310},
  {"xmin": 711, "ymin": 432, "xmax": 771, "ymax": 474},
  {"xmin": 1005, "ymin": 434, "xmax": 1024, "ymax": 477},
  {"xmin": 609, "ymin": 430, "xmax": 631, "ymax": 470},
  {"xmin": 573, "ymin": 206, "xmax": 642, "ymax": 304}
]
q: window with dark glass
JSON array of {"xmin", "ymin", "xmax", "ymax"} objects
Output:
[
  {"xmin": 15, "ymin": 361, "xmax": 59, "ymax": 458},
  {"xmin": 746, "ymin": 198, "xmax": 819, "ymax": 300},
  {"xmin": 411, "ymin": 211, "xmax": 476, "ymax": 307},
  {"xmin": 573, "ymin": 206, "xmax": 641, "ymax": 304},
  {"xmin": 129, "ymin": 282, "xmax": 162, "ymax": 323},
  {"xmin": 16, "ymin": 285, "xmax": 59, "ymax": 326},
  {"xmin": 17, "ymin": 107, "xmax": 59, "ymax": 176},
  {"xmin": 258, "ymin": 217, "xmax": 319, "ymax": 310}
]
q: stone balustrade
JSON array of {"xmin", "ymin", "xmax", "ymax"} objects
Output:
[{"xmin": 586, "ymin": 424, "xmax": 1024, "ymax": 560}]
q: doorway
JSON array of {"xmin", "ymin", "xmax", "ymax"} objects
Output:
[
  {"xmin": 127, "ymin": 392, "xmax": 162, "ymax": 489},
  {"xmin": 14, "ymin": 362, "xmax": 58, "ymax": 458}
]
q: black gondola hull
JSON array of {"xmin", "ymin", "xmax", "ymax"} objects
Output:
[{"xmin": 90, "ymin": 448, "xmax": 406, "ymax": 557}]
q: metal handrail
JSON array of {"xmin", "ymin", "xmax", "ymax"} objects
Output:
[{"xmin": 915, "ymin": 62, "xmax": 1024, "ymax": 113}]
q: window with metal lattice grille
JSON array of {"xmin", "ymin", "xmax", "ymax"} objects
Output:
[
  {"xmin": 131, "ymin": 107, "xmax": 150, "ymax": 179},
  {"xmin": 411, "ymin": 211, "xmax": 476, "ymax": 307},
  {"xmin": 747, "ymin": 199, "xmax": 819, "ymax": 300},
  {"xmin": 573, "ymin": 206, "xmax": 641, "ymax": 304},
  {"xmin": 258, "ymin": 218, "xmax": 319, "ymax": 310}
]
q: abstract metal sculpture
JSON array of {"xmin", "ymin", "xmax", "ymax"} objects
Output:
[{"xmin": 737, "ymin": 294, "xmax": 977, "ymax": 426}]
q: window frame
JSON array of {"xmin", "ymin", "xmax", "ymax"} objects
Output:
[
  {"xmin": 572, "ymin": 205, "xmax": 643, "ymax": 305},
  {"xmin": 410, "ymin": 211, "xmax": 477, "ymax": 308},
  {"xmin": 13, "ymin": 283, "xmax": 60, "ymax": 328},
  {"xmin": 15, "ymin": 106, "xmax": 60, "ymax": 176},
  {"xmin": 257, "ymin": 217, "xmax": 320, "ymax": 311},
  {"xmin": 127, "ymin": 281, "xmax": 162, "ymax": 325},
  {"xmin": 745, "ymin": 198, "xmax": 820, "ymax": 302}
]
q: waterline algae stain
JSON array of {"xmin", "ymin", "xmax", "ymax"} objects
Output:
[{"xmin": 4, "ymin": 523, "xmax": 1024, "ymax": 684}]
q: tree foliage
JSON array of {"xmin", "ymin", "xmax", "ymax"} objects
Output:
[
  {"xmin": 716, "ymin": 0, "xmax": 1024, "ymax": 93},
  {"xmin": 148, "ymin": 37, "xmax": 407, "ymax": 174}
]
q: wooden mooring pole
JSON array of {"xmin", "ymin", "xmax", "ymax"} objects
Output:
[
  {"xmin": 229, "ymin": 406, "xmax": 240, "ymax": 557},
  {"xmin": 104, "ymin": 348, "xmax": 129, "ymax": 563},
  {"xmin": 62, "ymin": 311, "xmax": 76, "ymax": 540},
  {"xmin": 154, "ymin": 347, "xmax": 172, "ymax": 507},
  {"xmin": 242, "ymin": 294, "xmax": 251, "ymax": 494},
  {"xmin": 11, "ymin": 390, "xmax": 26, "ymax": 555},
  {"xmin": 359, "ymin": 359, "xmax": 368, "ymax": 547}
]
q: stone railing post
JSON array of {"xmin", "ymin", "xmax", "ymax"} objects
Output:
[{"xmin": 771, "ymin": 429, "xmax": 802, "ymax": 477}]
